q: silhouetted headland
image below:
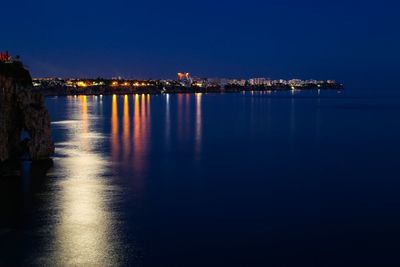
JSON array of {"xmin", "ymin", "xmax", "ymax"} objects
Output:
[{"xmin": 0, "ymin": 60, "xmax": 54, "ymax": 176}]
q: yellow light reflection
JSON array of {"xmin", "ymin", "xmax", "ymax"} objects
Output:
[
  {"xmin": 52, "ymin": 152, "xmax": 116, "ymax": 265},
  {"xmin": 133, "ymin": 95, "xmax": 141, "ymax": 156},
  {"xmin": 141, "ymin": 94, "xmax": 146, "ymax": 118},
  {"xmin": 111, "ymin": 95, "xmax": 119, "ymax": 161},
  {"xmin": 45, "ymin": 96, "xmax": 121, "ymax": 266},
  {"xmin": 123, "ymin": 95, "xmax": 130, "ymax": 158},
  {"xmin": 79, "ymin": 95, "xmax": 89, "ymax": 150}
]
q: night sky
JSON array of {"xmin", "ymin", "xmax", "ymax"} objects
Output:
[{"xmin": 2, "ymin": 0, "xmax": 400, "ymax": 89}]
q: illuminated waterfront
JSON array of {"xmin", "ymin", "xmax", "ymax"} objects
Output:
[{"xmin": 31, "ymin": 75, "xmax": 343, "ymax": 96}]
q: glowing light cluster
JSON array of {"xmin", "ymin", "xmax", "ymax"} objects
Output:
[{"xmin": 76, "ymin": 81, "xmax": 88, "ymax": 87}]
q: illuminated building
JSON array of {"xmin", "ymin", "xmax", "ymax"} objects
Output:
[
  {"xmin": 288, "ymin": 79, "xmax": 302, "ymax": 86},
  {"xmin": 228, "ymin": 79, "xmax": 247, "ymax": 86},
  {"xmin": 177, "ymin": 72, "xmax": 190, "ymax": 81},
  {"xmin": 249, "ymin": 78, "xmax": 268, "ymax": 86},
  {"xmin": 177, "ymin": 72, "xmax": 192, "ymax": 86}
]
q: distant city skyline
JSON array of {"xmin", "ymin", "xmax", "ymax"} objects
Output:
[
  {"xmin": 2, "ymin": 0, "xmax": 399, "ymax": 90},
  {"xmin": 30, "ymin": 73, "xmax": 343, "ymax": 96},
  {"xmin": 2, "ymin": 52, "xmax": 340, "ymax": 82}
]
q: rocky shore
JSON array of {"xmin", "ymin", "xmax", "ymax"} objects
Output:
[{"xmin": 0, "ymin": 62, "xmax": 54, "ymax": 176}]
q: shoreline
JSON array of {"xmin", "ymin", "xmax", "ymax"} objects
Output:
[{"xmin": 34, "ymin": 84, "xmax": 343, "ymax": 97}]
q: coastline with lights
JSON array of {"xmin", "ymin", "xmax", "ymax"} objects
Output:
[
  {"xmin": 31, "ymin": 73, "xmax": 343, "ymax": 96},
  {"xmin": 1, "ymin": 52, "xmax": 342, "ymax": 96}
]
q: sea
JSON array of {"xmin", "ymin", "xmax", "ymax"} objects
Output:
[{"xmin": 1, "ymin": 89, "xmax": 400, "ymax": 266}]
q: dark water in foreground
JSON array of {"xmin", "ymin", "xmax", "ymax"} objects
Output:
[{"xmin": 1, "ymin": 90, "xmax": 400, "ymax": 266}]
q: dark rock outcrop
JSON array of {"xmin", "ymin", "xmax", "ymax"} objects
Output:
[{"xmin": 0, "ymin": 62, "xmax": 54, "ymax": 172}]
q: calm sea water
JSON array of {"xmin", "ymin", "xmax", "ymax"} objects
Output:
[{"xmin": 1, "ymin": 90, "xmax": 400, "ymax": 266}]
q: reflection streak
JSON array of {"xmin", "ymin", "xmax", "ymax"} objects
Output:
[
  {"xmin": 123, "ymin": 95, "xmax": 130, "ymax": 158},
  {"xmin": 165, "ymin": 94, "xmax": 171, "ymax": 147},
  {"xmin": 46, "ymin": 96, "xmax": 121, "ymax": 266},
  {"xmin": 177, "ymin": 94, "xmax": 183, "ymax": 139},
  {"xmin": 112, "ymin": 95, "xmax": 119, "ymax": 161},
  {"xmin": 195, "ymin": 93, "xmax": 202, "ymax": 159},
  {"xmin": 131, "ymin": 94, "xmax": 151, "ymax": 186}
]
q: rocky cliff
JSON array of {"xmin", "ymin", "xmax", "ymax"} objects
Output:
[{"xmin": 0, "ymin": 62, "xmax": 54, "ymax": 170}]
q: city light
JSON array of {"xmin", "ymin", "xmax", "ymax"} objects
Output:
[
  {"xmin": 76, "ymin": 81, "xmax": 88, "ymax": 87},
  {"xmin": 30, "ymin": 74, "xmax": 343, "ymax": 94}
]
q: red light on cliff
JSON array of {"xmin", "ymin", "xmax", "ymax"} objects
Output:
[{"xmin": 0, "ymin": 51, "xmax": 10, "ymax": 62}]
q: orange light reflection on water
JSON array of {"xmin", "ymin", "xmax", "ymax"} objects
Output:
[
  {"xmin": 123, "ymin": 95, "xmax": 130, "ymax": 158},
  {"xmin": 111, "ymin": 95, "xmax": 119, "ymax": 161},
  {"xmin": 125, "ymin": 94, "xmax": 151, "ymax": 192}
]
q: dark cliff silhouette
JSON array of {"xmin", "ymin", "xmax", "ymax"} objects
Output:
[{"xmin": 0, "ymin": 61, "xmax": 54, "ymax": 175}]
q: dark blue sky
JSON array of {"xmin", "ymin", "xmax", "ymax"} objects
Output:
[{"xmin": 2, "ymin": 0, "xmax": 399, "ymax": 89}]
